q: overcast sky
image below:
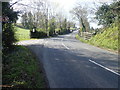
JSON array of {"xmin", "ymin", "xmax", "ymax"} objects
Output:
[
  {"xmin": 11, "ymin": 0, "xmax": 113, "ymax": 13},
  {"xmin": 11, "ymin": 0, "xmax": 113, "ymax": 28}
]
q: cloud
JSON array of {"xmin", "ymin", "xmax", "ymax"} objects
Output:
[{"xmin": 0, "ymin": 0, "xmax": 10, "ymax": 2}]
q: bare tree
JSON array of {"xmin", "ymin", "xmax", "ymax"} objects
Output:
[{"xmin": 70, "ymin": 5, "xmax": 90, "ymax": 32}]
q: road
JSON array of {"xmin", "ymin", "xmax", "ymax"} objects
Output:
[{"xmin": 18, "ymin": 31, "xmax": 119, "ymax": 88}]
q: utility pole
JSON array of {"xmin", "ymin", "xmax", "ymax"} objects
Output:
[{"xmin": 46, "ymin": 8, "xmax": 49, "ymax": 37}]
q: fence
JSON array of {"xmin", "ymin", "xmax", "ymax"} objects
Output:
[{"xmin": 79, "ymin": 32, "xmax": 92, "ymax": 40}]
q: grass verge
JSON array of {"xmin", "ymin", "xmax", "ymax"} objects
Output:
[
  {"xmin": 76, "ymin": 24, "xmax": 118, "ymax": 53},
  {"xmin": 76, "ymin": 34, "xmax": 88, "ymax": 43},
  {"xmin": 2, "ymin": 45, "xmax": 46, "ymax": 88},
  {"xmin": 76, "ymin": 33, "xmax": 118, "ymax": 53},
  {"xmin": 14, "ymin": 26, "xmax": 31, "ymax": 41}
]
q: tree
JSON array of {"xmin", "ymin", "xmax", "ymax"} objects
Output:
[
  {"xmin": 49, "ymin": 17, "xmax": 56, "ymax": 36},
  {"xmin": 70, "ymin": 5, "xmax": 90, "ymax": 32},
  {"xmin": 95, "ymin": 4, "xmax": 114, "ymax": 26},
  {"xmin": 19, "ymin": 0, "xmax": 75, "ymax": 36},
  {"xmin": 2, "ymin": 2, "xmax": 18, "ymax": 52},
  {"xmin": 62, "ymin": 18, "xmax": 67, "ymax": 33},
  {"xmin": 21, "ymin": 12, "xmax": 28, "ymax": 28},
  {"xmin": 95, "ymin": 1, "xmax": 119, "ymax": 26},
  {"xmin": 27, "ymin": 12, "xmax": 34, "ymax": 29},
  {"xmin": 21, "ymin": 12, "xmax": 34, "ymax": 29}
]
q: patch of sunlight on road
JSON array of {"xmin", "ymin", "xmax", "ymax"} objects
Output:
[
  {"xmin": 71, "ymin": 60, "xmax": 77, "ymax": 62},
  {"xmin": 55, "ymin": 58, "xmax": 60, "ymax": 61}
]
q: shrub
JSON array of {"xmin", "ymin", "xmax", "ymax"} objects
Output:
[
  {"xmin": 2, "ymin": 2, "xmax": 18, "ymax": 52},
  {"xmin": 30, "ymin": 31, "xmax": 47, "ymax": 38},
  {"xmin": 2, "ymin": 23, "xmax": 17, "ymax": 52}
]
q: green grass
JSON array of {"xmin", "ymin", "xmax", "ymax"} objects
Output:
[
  {"xmin": 89, "ymin": 24, "xmax": 118, "ymax": 50},
  {"xmin": 76, "ymin": 24, "xmax": 118, "ymax": 52},
  {"xmin": 14, "ymin": 26, "xmax": 31, "ymax": 41},
  {"xmin": 2, "ymin": 46, "xmax": 46, "ymax": 88},
  {"xmin": 76, "ymin": 34, "xmax": 88, "ymax": 43}
]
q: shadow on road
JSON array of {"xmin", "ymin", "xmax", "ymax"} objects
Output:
[{"xmin": 25, "ymin": 43, "xmax": 118, "ymax": 88}]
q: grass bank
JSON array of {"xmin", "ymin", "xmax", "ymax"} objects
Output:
[
  {"xmin": 14, "ymin": 26, "xmax": 31, "ymax": 41},
  {"xmin": 76, "ymin": 34, "xmax": 88, "ymax": 43},
  {"xmin": 76, "ymin": 24, "xmax": 118, "ymax": 52},
  {"xmin": 2, "ymin": 46, "xmax": 47, "ymax": 88}
]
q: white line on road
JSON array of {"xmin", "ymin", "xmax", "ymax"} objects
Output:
[
  {"xmin": 62, "ymin": 43, "xmax": 70, "ymax": 50},
  {"xmin": 61, "ymin": 38, "xmax": 70, "ymax": 50},
  {"xmin": 89, "ymin": 59, "xmax": 120, "ymax": 76},
  {"xmin": 44, "ymin": 41, "xmax": 48, "ymax": 45},
  {"xmin": 61, "ymin": 38, "xmax": 63, "ymax": 41}
]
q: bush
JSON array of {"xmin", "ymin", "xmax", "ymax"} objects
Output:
[
  {"xmin": 2, "ymin": 23, "xmax": 17, "ymax": 52},
  {"xmin": 30, "ymin": 31, "xmax": 47, "ymax": 38},
  {"xmin": 2, "ymin": 2, "xmax": 18, "ymax": 52}
]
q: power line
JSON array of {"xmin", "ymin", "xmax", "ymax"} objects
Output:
[{"xmin": 10, "ymin": 0, "xmax": 22, "ymax": 7}]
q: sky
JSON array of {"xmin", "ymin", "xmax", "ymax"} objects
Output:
[
  {"xmin": 49, "ymin": 0, "xmax": 112, "ymax": 28},
  {"xmin": 11, "ymin": 0, "xmax": 113, "ymax": 28}
]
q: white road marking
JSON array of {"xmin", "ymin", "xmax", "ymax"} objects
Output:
[
  {"xmin": 89, "ymin": 59, "xmax": 120, "ymax": 76},
  {"xmin": 61, "ymin": 38, "xmax": 70, "ymax": 50},
  {"xmin": 62, "ymin": 43, "xmax": 70, "ymax": 50},
  {"xmin": 44, "ymin": 41, "xmax": 48, "ymax": 45},
  {"xmin": 61, "ymin": 38, "xmax": 63, "ymax": 41}
]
